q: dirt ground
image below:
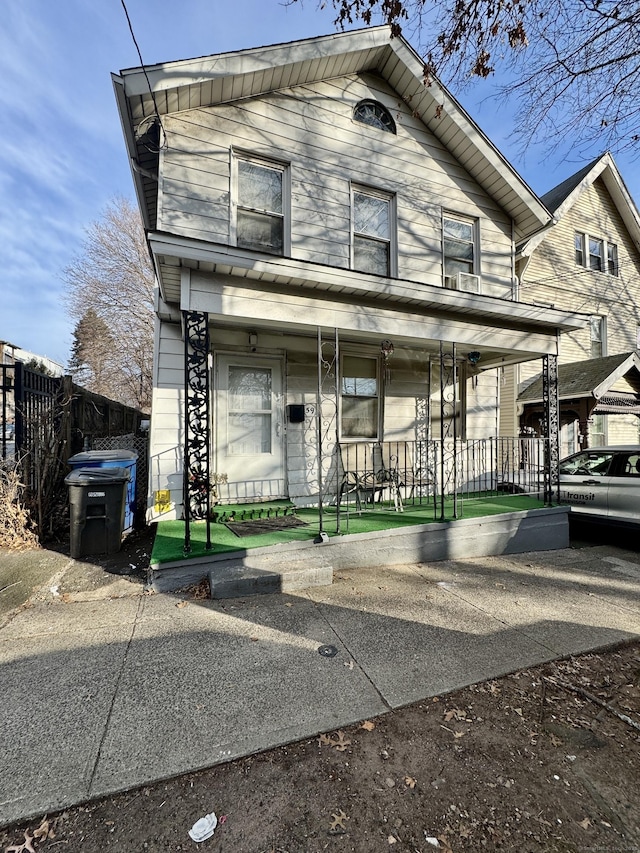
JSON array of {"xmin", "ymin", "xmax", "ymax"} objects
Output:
[{"xmin": 2, "ymin": 529, "xmax": 639, "ymax": 853}]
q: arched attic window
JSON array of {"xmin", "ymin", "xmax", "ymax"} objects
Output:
[{"xmin": 353, "ymin": 100, "xmax": 396, "ymax": 134}]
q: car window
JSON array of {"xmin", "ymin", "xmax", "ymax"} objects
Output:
[
  {"xmin": 618, "ymin": 453, "xmax": 640, "ymax": 478},
  {"xmin": 559, "ymin": 451, "xmax": 615, "ymax": 476}
]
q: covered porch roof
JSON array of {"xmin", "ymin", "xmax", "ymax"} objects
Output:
[
  {"xmin": 152, "ymin": 232, "xmax": 587, "ymax": 370},
  {"xmin": 518, "ymin": 352, "xmax": 640, "ymax": 414}
]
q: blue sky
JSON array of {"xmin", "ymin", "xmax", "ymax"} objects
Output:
[{"xmin": 2, "ymin": 0, "xmax": 639, "ymax": 368}]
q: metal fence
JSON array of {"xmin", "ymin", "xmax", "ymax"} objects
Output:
[
  {"xmin": 93, "ymin": 433, "xmax": 149, "ymax": 525},
  {"xmin": 335, "ymin": 436, "xmax": 546, "ymax": 520},
  {"xmin": 1, "ymin": 361, "xmax": 148, "ymax": 538}
]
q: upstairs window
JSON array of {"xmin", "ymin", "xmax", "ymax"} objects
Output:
[
  {"xmin": 353, "ymin": 100, "xmax": 396, "ymax": 134},
  {"xmin": 443, "ymin": 215, "xmax": 476, "ymax": 277},
  {"xmin": 589, "ymin": 237, "xmax": 604, "ymax": 271},
  {"xmin": 352, "ymin": 187, "xmax": 394, "ymax": 276},
  {"xmin": 234, "ymin": 155, "xmax": 288, "ymax": 255},
  {"xmin": 575, "ymin": 231, "xmax": 618, "ymax": 277}
]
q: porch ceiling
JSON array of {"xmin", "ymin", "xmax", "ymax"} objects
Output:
[{"xmin": 151, "ymin": 234, "xmax": 586, "ymax": 369}]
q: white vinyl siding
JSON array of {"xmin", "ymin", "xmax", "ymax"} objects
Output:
[
  {"xmin": 147, "ymin": 320, "xmax": 186, "ymax": 520},
  {"xmin": 158, "ymin": 73, "xmax": 514, "ymax": 295}
]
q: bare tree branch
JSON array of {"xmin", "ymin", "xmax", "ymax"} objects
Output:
[
  {"xmin": 64, "ymin": 197, "xmax": 154, "ymax": 410},
  {"xmin": 289, "ymin": 0, "xmax": 640, "ymax": 155}
]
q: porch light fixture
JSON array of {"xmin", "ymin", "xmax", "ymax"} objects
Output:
[
  {"xmin": 468, "ymin": 351, "xmax": 481, "ymax": 365},
  {"xmin": 248, "ymin": 331, "xmax": 258, "ymax": 351},
  {"xmin": 381, "ymin": 339, "xmax": 394, "ymax": 360}
]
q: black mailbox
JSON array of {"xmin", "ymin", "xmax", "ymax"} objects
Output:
[{"xmin": 287, "ymin": 404, "xmax": 305, "ymax": 423}]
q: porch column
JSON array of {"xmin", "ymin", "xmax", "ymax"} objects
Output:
[
  {"xmin": 578, "ymin": 398, "xmax": 591, "ymax": 450},
  {"xmin": 317, "ymin": 328, "xmax": 339, "ymax": 534},
  {"xmin": 542, "ymin": 353, "xmax": 560, "ymax": 505},
  {"xmin": 182, "ymin": 310, "xmax": 211, "ymax": 553},
  {"xmin": 439, "ymin": 341, "xmax": 458, "ymax": 520}
]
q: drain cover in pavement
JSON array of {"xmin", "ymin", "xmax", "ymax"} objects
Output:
[{"xmin": 318, "ymin": 645, "xmax": 338, "ymax": 657}]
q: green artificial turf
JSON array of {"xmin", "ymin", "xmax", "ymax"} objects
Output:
[{"xmin": 151, "ymin": 494, "xmax": 545, "ymax": 566}]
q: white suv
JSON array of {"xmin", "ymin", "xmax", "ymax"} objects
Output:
[{"xmin": 557, "ymin": 446, "xmax": 640, "ymax": 526}]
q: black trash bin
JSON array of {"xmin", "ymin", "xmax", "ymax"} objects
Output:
[
  {"xmin": 67, "ymin": 450, "xmax": 138, "ymax": 532},
  {"xmin": 65, "ymin": 467, "xmax": 131, "ymax": 558}
]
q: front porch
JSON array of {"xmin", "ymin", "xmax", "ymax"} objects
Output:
[{"xmin": 149, "ymin": 495, "xmax": 569, "ymax": 594}]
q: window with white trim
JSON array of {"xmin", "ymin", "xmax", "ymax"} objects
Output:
[
  {"xmin": 443, "ymin": 215, "xmax": 477, "ymax": 278},
  {"xmin": 353, "ymin": 100, "xmax": 396, "ymax": 134},
  {"xmin": 340, "ymin": 354, "xmax": 380, "ymax": 439},
  {"xmin": 574, "ymin": 231, "xmax": 618, "ymax": 277},
  {"xmin": 234, "ymin": 155, "xmax": 288, "ymax": 255},
  {"xmin": 590, "ymin": 315, "xmax": 606, "ymax": 358},
  {"xmin": 589, "ymin": 413, "xmax": 606, "ymax": 447},
  {"xmin": 589, "ymin": 237, "xmax": 604, "ymax": 271},
  {"xmin": 352, "ymin": 187, "xmax": 394, "ymax": 276}
]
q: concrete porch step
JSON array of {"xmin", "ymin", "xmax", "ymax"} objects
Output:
[{"xmin": 209, "ymin": 560, "xmax": 333, "ymax": 598}]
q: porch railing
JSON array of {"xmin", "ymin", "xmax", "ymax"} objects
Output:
[{"xmin": 335, "ymin": 436, "xmax": 546, "ymax": 521}]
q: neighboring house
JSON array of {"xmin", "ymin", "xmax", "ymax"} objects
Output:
[
  {"xmin": 500, "ymin": 153, "xmax": 640, "ymax": 456},
  {"xmin": 113, "ymin": 27, "xmax": 584, "ymax": 523},
  {"xmin": 0, "ymin": 341, "xmax": 64, "ymax": 378},
  {"xmin": 1, "ymin": 340, "xmax": 64, "ymax": 441}
]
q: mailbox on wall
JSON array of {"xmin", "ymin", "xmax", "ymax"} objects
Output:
[{"xmin": 286, "ymin": 404, "xmax": 305, "ymax": 423}]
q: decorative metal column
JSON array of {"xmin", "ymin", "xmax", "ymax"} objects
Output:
[
  {"xmin": 317, "ymin": 328, "xmax": 339, "ymax": 534},
  {"xmin": 542, "ymin": 353, "xmax": 560, "ymax": 505},
  {"xmin": 439, "ymin": 341, "xmax": 458, "ymax": 520},
  {"xmin": 183, "ymin": 311, "xmax": 211, "ymax": 553}
]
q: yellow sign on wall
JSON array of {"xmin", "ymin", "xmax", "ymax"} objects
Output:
[{"xmin": 154, "ymin": 490, "xmax": 171, "ymax": 514}]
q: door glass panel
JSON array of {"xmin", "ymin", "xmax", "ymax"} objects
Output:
[
  {"xmin": 228, "ymin": 413, "xmax": 271, "ymax": 455},
  {"xmin": 228, "ymin": 366, "xmax": 272, "ymax": 455}
]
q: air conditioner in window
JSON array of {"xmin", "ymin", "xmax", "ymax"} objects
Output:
[{"xmin": 444, "ymin": 272, "xmax": 481, "ymax": 293}]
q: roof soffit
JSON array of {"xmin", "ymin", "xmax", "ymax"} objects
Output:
[{"xmin": 116, "ymin": 27, "xmax": 550, "ymax": 240}]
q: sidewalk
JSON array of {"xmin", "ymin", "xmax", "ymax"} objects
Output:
[{"xmin": 1, "ymin": 539, "xmax": 639, "ymax": 828}]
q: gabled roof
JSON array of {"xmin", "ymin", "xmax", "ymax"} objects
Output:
[
  {"xmin": 518, "ymin": 352, "xmax": 640, "ymax": 404},
  {"xmin": 520, "ymin": 152, "xmax": 640, "ymax": 257},
  {"xmin": 112, "ymin": 27, "xmax": 550, "ymax": 241}
]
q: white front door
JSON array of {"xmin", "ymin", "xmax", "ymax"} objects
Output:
[{"xmin": 215, "ymin": 355, "xmax": 285, "ymax": 502}]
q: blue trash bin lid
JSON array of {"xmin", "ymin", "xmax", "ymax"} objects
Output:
[
  {"xmin": 68, "ymin": 450, "xmax": 138, "ymax": 464},
  {"xmin": 65, "ymin": 466, "xmax": 131, "ymax": 485}
]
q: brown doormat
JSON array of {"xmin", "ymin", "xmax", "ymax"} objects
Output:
[{"xmin": 224, "ymin": 515, "xmax": 309, "ymax": 538}]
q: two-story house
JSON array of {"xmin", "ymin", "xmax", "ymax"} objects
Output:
[
  {"xmin": 501, "ymin": 153, "xmax": 640, "ymax": 456},
  {"xmin": 113, "ymin": 27, "xmax": 584, "ymax": 547}
]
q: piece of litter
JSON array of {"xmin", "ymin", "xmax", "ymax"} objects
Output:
[
  {"xmin": 424, "ymin": 836, "xmax": 440, "ymax": 848},
  {"xmin": 188, "ymin": 812, "xmax": 217, "ymax": 842}
]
